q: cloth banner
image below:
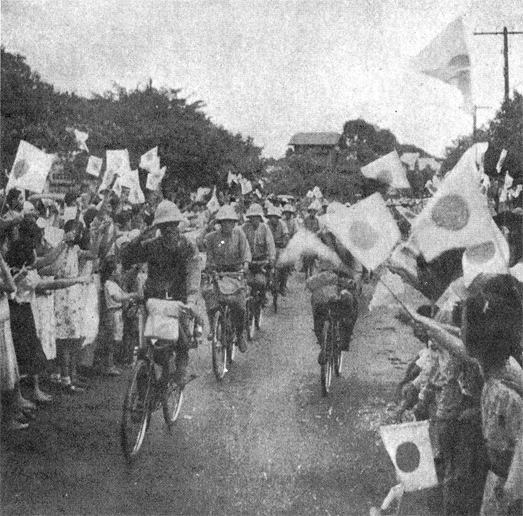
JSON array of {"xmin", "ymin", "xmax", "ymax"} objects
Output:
[
  {"xmin": 410, "ymin": 16, "xmax": 472, "ymax": 113},
  {"xmin": 206, "ymin": 187, "xmax": 220, "ymax": 214},
  {"xmin": 86, "ymin": 156, "xmax": 103, "ymax": 177},
  {"xmin": 146, "ymin": 166, "xmax": 166, "ymax": 191},
  {"xmin": 7, "ymin": 140, "xmax": 55, "ymax": 194},
  {"xmin": 139, "ymin": 147, "xmax": 159, "ymax": 172},
  {"xmin": 360, "ymin": 150, "xmax": 410, "ymax": 189},
  {"xmin": 74, "ymin": 129, "xmax": 89, "ymax": 153},
  {"xmin": 321, "ymin": 193, "xmax": 401, "ymax": 270},
  {"xmin": 411, "ymin": 144, "xmax": 496, "ymax": 262},
  {"xmin": 380, "ymin": 420, "xmax": 438, "ymax": 492},
  {"xmin": 278, "ymin": 228, "xmax": 341, "ymax": 268}
]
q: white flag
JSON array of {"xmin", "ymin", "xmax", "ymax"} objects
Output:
[
  {"xmin": 312, "ymin": 186, "xmax": 322, "ymax": 199},
  {"xmin": 369, "ymin": 270, "xmax": 405, "ymax": 312},
  {"xmin": 321, "ymin": 193, "xmax": 401, "ymax": 270},
  {"xmin": 400, "ymin": 153, "xmax": 419, "ymax": 170},
  {"xmin": 206, "ymin": 187, "xmax": 220, "ymax": 214},
  {"xmin": 360, "ymin": 150, "xmax": 410, "ymax": 189},
  {"xmin": 120, "ymin": 169, "xmax": 144, "ymax": 204},
  {"xmin": 146, "ymin": 166, "xmax": 166, "ymax": 191},
  {"xmin": 86, "ymin": 156, "xmax": 103, "ymax": 177},
  {"xmin": 240, "ymin": 178, "xmax": 253, "ymax": 195},
  {"xmin": 410, "ymin": 17, "xmax": 472, "ymax": 113},
  {"xmin": 380, "ymin": 420, "xmax": 438, "ymax": 492},
  {"xmin": 7, "ymin": 141, "xmax": 55, "ymax": 194},
  {"xmin": 140, "ymin": 147, "xmax": 159, "ymax": 172},
  {"xmin": 227, "ymin": 171, "xmax": 238, "ymax": 185},
  {"xmin": 102, "ymin": 149, "xmax": 131, "ymax": 189},
  {"xmin": 74, "ymin": 129, "xmax": 89, "ymax": 153}
]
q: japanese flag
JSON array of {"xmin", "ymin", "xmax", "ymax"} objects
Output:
[
  {"xmin": 321, "ymin": 193, "xmax": 401, "ymax": 271},
  {"xmin": 380, "ymin": 420, "xmax": 438, "ymax": 492},
  {"xmin": 462, "ymin": 217, "xmax": 509, "ymax": 287},
  {"xmin": 146, "ymin": 166, "xmax": 166, "ymax": 191},
  {"xmin": 74, "ymin": 129, "xmax": 89, "ymax": 153},
  {"xmin": 369, "ymin": 270, "xmax": 405, "ymax": 311},
  {"xmin": 206, "ymin": 187, "xmax": 220, "ymax": 214},
  {"xmin": 86, "ymin": 156, "xmax": 103, "ymax": 177},
  {"xmin": 411, "ymin": 148, "xmax": 496, "ymax": 261},
  {"xmin": 278, "ymin": 229, "xmax": 342, "ymax": 268},
  {"xmin": 102, "ymin": 149, "xmax": 131, "ymax": 189},
  {"xmin": 7, "ymin": 140, "xmax": 55, "ymax": 194},
  {"xmin": 361, "ymin": 150, "xmax": 410, "ymax": 189},
  {"xmin": 120, "ymin": 169, "xmax": 145, "ymax": 204},
  {"xmin": 139, "ymin": 147, "xmax": 158, "ymax": 172},
  {"xmin": 240, "ymin": 178, "xmax": 253, "ymax": 195}
]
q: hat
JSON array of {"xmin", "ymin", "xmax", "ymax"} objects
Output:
[
  {"xmin": 282, "ymin": 204, "xmax": 295, "ymax": 213},
  {"xmin": 245, "ymin": 203, "xmax": 264, "ymax": 218},
  {"xmin": 215, "ymin": 204, "xmax": 239, "ymax": 221},
  {"xmin": 266, "ymin": 206, "xmax": 282, "ymax": 218},
  {"xmin": 308, "ymin": 200, "xmax": 322, "ymax": 211},
  {"xmin": 153, "ymin": 200, "xmax": 184, "ymax": 225}
]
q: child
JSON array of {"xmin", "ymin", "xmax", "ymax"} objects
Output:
[{"xmin": 101, "ymin": 256, "xmax": 138, "ymax": 375}]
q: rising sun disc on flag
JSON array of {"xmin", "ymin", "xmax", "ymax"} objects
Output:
[
  {"xmin": 377, "ymin": 169, "xmax": 393, "ymax": 185},
  {"xmin": 395, "ymin": 441, "xmax": 421, "ymax": 473},
  {"xmin": 349, "ymin": 220, "xmax": 379, "ymax": 250},
  {"xmin": 465, "ymin": 241, "xmax": 496, "ymax": 264},
  {"xmin": 13, "ymin": 160, "xmax": 30, "ymax": 179},
  {"xmin": 431, "ymin": 194, "xmax": 470, "ymax": 231}
]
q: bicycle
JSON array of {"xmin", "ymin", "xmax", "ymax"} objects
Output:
[
  {"xmin": 246, "ymin": 260, "xmax": 270, "ymax": 339},
  {"xmin": 205, "ymin": 270, "xmax": 245, "ymax": 381},
  {"xmin": 120, "ymin": 299, "xmax": 197, "ymax": 462},
  {"xmin": 319, "ymin": 300, "xmax": 345, "ymax": 397}
]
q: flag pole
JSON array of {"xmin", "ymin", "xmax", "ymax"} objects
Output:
[{"xmin": 377, "ymin": 275, "xmax": 417, "ymax": 323}]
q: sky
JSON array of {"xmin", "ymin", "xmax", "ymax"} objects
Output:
[{"xmin": 2, "ymin": 0, "xmax": 523, "ymax": 159}]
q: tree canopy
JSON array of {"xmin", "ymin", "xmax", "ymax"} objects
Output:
[{"xmin": 1, "ymin": 48, "xmax": 264, "ymax": 194}]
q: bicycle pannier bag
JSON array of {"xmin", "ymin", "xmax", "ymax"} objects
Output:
[
  {"xmin": 217, "ymin": 276, "xmax": 245, "ymax": 304},
  {"xmin": 144, "ymin": 299, "xmax": 180, "ymax": 341}
]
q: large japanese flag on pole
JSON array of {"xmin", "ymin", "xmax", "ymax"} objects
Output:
[
  {"xmin": 410, "ymin": 17, "xmax": 472, "ymax": 113},
  {"xmin": 7, "ymin": 141, "xmax": 55, "ymax": 193},
  {"xmin": 380, "ymin": 420, "xmax": 438, "ymax": 492},
  {"xmin": 321, "ymin": 193, "xmax": 401, "ymax": 270},
  {"xmin": 360, "ymin": 150, "xmax": 410, "ymax": 190},
  {"xmin": 411, "ymin": 145, "xmax": 495, "ymax": 262}
]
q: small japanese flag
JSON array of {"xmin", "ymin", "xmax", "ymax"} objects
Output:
[
  {"xmin": 411, "ymin": 148, "xmax": 496, "ymax": 262},
  {"xmin": 86, "ymin": 156, "xmax": 103, "ymax": 177},
  {"xmin": 227, "ymin": 171, "xmax": 238, "ymax": 185},
  {"xmin": 139, "ymin": 147, "xmax": 158, "ymax": 172},
  {"xmin": 240, "ymin": 178, "xmax": 253, "ymax": 195},
  {"xmin": 7, "ymin": 140, "xmax": 55, "ymax": 194},
  {"xmin": 361, "ymin": 150, "xmax": 410, "ymax": 189},
  {"xmin": 312, "ymin": 186, "xmax": 322, "ymax": 199},
  {"xmin": 380, "ymin": 420, "xmax": 438, "ymax": 492},
  {"xmin": 206, "ymin": 187, "xmax": 220, "ymax": 214},
  {"xmin": 146, "ymin": 166, "xmax": 166, "ymax": 191},
  {"xmin": 196, "ymin": 187, "xmax": 211, "ymax": 202},
  {"xmin": 321, "ymin": 193, "xmax": 401, "ymax": 270},
  {"xmin": 74, "ymin": 129, "xmax": 89, "ymax": 153}
]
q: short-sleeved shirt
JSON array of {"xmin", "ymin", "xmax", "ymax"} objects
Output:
[
  {"xmin": 104, "ymin": 279, "xmax": 125, "ymax": 310},
  {"xmin": 205, "ymin": 227, "xmax": 251, "ymax": 272}
]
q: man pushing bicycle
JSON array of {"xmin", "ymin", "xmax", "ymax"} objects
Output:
[{"xmin": 121, "ymin": 200, "xmax": 201, "ymax": 388}]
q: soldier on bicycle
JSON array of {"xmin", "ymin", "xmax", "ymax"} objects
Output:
[
  {"xmin": 242, "ymin": 203, "xmax": 276, "ymax": 306},
  {"xmin": 121, "ymin": 200, "xmax": 201, "ymax": 387},
  {"xmin": 266, "ymin": 205, "xmax": 289, "ymax": 295},
  {"xmin": 307, "ymin": 202, "xmax": 362, "ymax": 365},
  {"xmin": 204, "ymin": 205, "xmax": 251, "ymax": 352}
]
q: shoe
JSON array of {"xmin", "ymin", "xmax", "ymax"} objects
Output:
[
  {"xmin": 102, "ymin": 366, "xmax": 122, "ymax": 377},
  {"xmin": 61, "ymin": 383, "xmax": 85, "ymax": 394},
  {"xmin": 7, "ymin": 419, "xmax": 29, "ymax": 431},
  {"xmin": 34, "ymin": 391, "xmax": 53, "ymax": 403},
  {"xmin": 318, "ymin": 350, "xmax": 327, "ymax": 366},
  {"xmin": 238, "ymin": 334, "xmax": 247, "ymax": 353}
]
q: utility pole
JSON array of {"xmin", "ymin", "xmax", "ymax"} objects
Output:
[{"xmin": 473, "ymin": 27, "xmax": 523, "ymax": 102}]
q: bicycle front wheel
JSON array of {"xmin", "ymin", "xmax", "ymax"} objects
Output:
[
  {"xmin": 211, "ymin": 311, "xmax": 227, "ymax": 380},
  {"xmin": 120, "ymin": 360, "xmax": 153, "ymax": 462},
  {"xmin": 246, "ymin": 297, "xmax": 255, "ymax": 341},
  {"xmin": 254, "ymin": 299, "xmax": 263, "ymax": 330},
  {"xmin": 334, "ymin": 321, "xmax": 344, "ymax": 376},
  {"xmin": 320, "ymin": 320, "xmax": 334, "ymax": 397}
]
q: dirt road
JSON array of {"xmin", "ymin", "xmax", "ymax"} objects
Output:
[{"xmin": 2, "ymin": 273, "xmax": 431, "ymax": 516}]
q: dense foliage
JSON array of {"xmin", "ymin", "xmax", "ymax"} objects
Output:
[{"xmin": 1, "ymin": 48, "xmax": 264, "ymax": 194}]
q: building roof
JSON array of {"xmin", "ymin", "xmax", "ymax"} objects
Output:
[{"xmin": 289, "ymin": 132, "xmax": 341, "ymax": 146}]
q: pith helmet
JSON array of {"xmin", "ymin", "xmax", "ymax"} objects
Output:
[
  {"xmin": 266, "ymin": 206, "xmax": 282, "ymax": 218},
  {"xmin": 282, "ymin": 204, "xmax": 295, "ymax": 213},
  {"xmin": 245, "ymin": 203, "xmax": 264, "ymax": 218},
  {"xmin": 216, "ymin": 204, "xmax": 239, "ymax": 221},
  {"xmin": 153, "ymin": 200, "xmax": 184, "ymax": 225}
]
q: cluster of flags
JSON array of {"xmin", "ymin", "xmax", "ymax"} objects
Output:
[{"xmin": 227, "ymin": 171, "xmax": 254, "ymax": 195}]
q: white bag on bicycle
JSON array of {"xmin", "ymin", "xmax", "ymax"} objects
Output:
[{"xmin": 144, "ymin": 299, "xmax": 181, "ymax": 341}]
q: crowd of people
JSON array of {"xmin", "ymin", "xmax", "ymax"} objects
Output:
[{"xmin": 0, "ymin": 169, "xmax": 522, "ymax": 516}]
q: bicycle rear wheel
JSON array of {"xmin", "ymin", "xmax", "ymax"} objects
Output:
[
  {"xmin": 226, "ymin": 310, "xmax": 236, "ymax": 364},
  {"xmin": 120, "ymin": 360, "xmax": 153, "ymax": 462},
  {"xmin": 211, "ymin": 311, "xmax": 227, "ymax": 380},
  {"xmin": 254, "ymin": 299, "xmax": 263, "ymax": 330},
  {"xmin": 246, "ymin": 297, "xmax": 255, "ymax": 341},
  {"xmin": 334, "ymin": 321, "xmax": 344, "ymax": 376},
  {"xmin": 320, "ymin": 320, "xmax": 334, "ymax": 397}
]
